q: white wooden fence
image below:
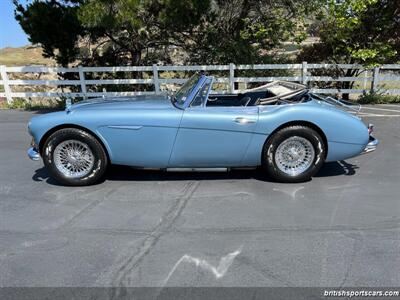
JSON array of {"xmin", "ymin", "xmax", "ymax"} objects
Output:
[{"xmin": 1, "ymin": 63, "xmax": 400, "ymax": 104}]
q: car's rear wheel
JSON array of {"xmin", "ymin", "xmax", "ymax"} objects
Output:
[
  {"xmin": 43, "ymin": 128, "xmax": 108, "ymax": 186},
  {"xmin": 263, "ymin": 125, "xmax": 325, "ymax": 183}
]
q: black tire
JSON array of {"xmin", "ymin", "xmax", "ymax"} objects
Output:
[
  {"xmin": 42, "ymin": 128, "xmax": 108, "ymax": 186},
  {"xmin": 262, "ymin": 125, "xmax": 325, "ymax": 183}
]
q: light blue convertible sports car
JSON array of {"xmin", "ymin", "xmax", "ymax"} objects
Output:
[{"xmin": 27, "ymin": 73, "xmax": 378, "ymax": 186}]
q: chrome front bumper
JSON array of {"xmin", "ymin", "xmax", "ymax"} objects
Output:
[
  {"xmin": 28, "ymin": 147, "xmax": 41, "ymax": 161},
  {"xmin": 362, "ymin": 136, "xmax": 379, "ymax": 154}
]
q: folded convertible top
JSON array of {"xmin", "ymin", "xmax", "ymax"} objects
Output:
[
  {"xmin": 244, "ymin": 81, "xmax": 307, "ymax": 104},
  {"xmin": 244, "ymin": 81, "xmax": 307, "ymax": 93},
  {"xmin": 243, "ymin": 81, "xmax": 361, "ymax": 114}
]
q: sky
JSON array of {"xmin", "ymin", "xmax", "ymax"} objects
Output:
[{"xmin": 0, "ymin": 0, "xmax": 30, "ymax": 48}]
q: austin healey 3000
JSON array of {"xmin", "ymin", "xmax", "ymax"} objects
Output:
[{"xmin": 27, "ymin": 74, "xmax": 378, "ymax": 186}]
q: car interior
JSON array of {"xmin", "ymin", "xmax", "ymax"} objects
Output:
[
  {"xmin": 203, "ymin": 81, "xmax": 310, "ymax": 107},
  {"xmin": 206, "ymin": 89, "xmax": 311, "ymax": 107}
]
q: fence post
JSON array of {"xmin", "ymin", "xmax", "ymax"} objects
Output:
[
  {"xmin": 301, "ymin": 61, "xmax": 308, "ymax": 85},
  {"xmin": 229, "ymin": 63, "xmax": 235, "ymax": 93},
  {"xmin": 78, "ymin": 66, "xmax": 87, "ymax": 99},
  {"xmin": 0, "ymin": 65, "xmax": 13, "ymax": 104},
  {"xmin": 152, "ymin": 64, "xmax": 160, "ymax": 94},
  {"xmin": 363, "ymin": 70, "xmax": 368, "ymax": 90},
  {"xmin": 371, "ymin": 67, "xmax": 380, "ymax": 93}
]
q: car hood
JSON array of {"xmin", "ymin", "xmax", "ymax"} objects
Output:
[{"xmin": 68, "ymin": 94, "xmax": 175, "ymax": 111}]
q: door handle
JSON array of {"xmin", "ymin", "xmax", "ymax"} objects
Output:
[{"xmin": 234, "ymin": 117, "xmax": 256, "ymax": 124}]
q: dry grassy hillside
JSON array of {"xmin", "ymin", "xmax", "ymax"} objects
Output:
[
  {"xmin": 0, "ymin": 45, "xmax": 57, "ymax": 108},
  {"xmin": 0, "ymin": 45, "xmax": 55, "ymax": 66}
]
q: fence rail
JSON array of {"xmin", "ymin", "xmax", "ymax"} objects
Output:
[{"xmin": 1, "ymin": 63, "xmax": 400, "ymax": 104}]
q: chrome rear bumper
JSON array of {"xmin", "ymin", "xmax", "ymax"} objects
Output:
[
  {"xmin": 362, "ymin": 136, "xmax": 378, "ymax": 154},
  {"xmin": 28, "ymin": 147, "xmax": 41, "ymax": 161}
]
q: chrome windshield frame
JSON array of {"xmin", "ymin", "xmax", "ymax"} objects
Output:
[
  {"xmin": 170, "ymin": 74, "xmax": 215, "ymax": 110},
  {"xmin": 171, "ymin": 74, "xmax": 204, "ymax": 110},
  {"xmin": 181, "ymin": 75, "xmax": 209, "ymax": 109},
  {"xmin": 187, "ymin": 76, "xmax": 214, "ymax": 108}
]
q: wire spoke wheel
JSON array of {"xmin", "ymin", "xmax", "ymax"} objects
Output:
[
  {"xmin": 54, "ymin": 140, "xmax": 94, "ymax": 178},
  {"xmin": 274, "ymin": 136, "xmax": 315, "ymax": 176}
]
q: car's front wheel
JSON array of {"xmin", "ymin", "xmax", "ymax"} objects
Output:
[
  {"xmin": 43, "ymin": 128, "xmax": 108, "ymax": 186},
  {"xmin": 263, "ymin": 125, "xmax": 326, "ymax": 183}
]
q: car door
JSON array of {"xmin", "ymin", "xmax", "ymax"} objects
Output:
[{"xmin": 169, "ymin": 82, "xmax": 259, "ymax": 167}]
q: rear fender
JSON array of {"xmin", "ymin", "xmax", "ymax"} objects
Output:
[{"xmin": 241, "ymin": 104, "xmax": 369, "ymax": 165}]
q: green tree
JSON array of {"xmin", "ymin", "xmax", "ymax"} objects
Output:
[
  {"xmin": 14, "ymin": 0, "xmax": 211, "ymax": 67},
  {"xmin": 179, "ymin": 0, "xmax": 323, "ymax": 65},
  {"xmin": 299, "ymin": 0, "xmax": 400, "ymax": 98},
  {"xmin": 77, "ymin": 0, "xmax": 212, "ymax": 66},
  {"xmin": 14, "ymin": 0, "xmax": 84, "ymax": 66},
  {"xmin": 15, "ymin": 0, "xmax": 321, "ymax": 66},
  {"xmin": 14, "ymin": 0, "xmax": 322, "ymax": 93}
]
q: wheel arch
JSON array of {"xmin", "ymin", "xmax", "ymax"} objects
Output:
[
  {"xmin": 262, "ymin": 120, "xmax": 328, "ymax": 160},
  {"xmin": 39, "ymin": 124, "xmax": 110, "ymax": 163}
]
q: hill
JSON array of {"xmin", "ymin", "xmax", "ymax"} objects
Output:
[{"xmin": 0, "ymin": 45, "xmax": 55, "ymax": 66}]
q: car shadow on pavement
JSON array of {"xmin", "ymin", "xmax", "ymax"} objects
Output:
[
  {"xmin": 105, "ymin": 166, "xmax": 264, "ymax": 182},
  {"xmin": 315, "ymin": 160, "xmax": 358, "ymax": 177},
  {"xmin": 32, "ymin": 160, "xmax": 357, "ymax": 185},
  {"xmin": 32, "ymin": 167, "xmax": 65, "ymax": 186}
]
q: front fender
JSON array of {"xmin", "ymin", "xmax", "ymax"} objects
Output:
[
  {"xmin": 28, "ymin": 111, "xmax": 70, "ymax": 146},
  {"xmin": 28, "ymin": 111, "xmax": 113, "ymax": 158}
]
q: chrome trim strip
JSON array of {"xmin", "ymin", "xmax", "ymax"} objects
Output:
[
  {"xmin": 166, "ymin": 168, "xmax": 228, "ymax": 172},
  {"xmin": 27, "ymin": 147, "xmax": 41, "ymax": 161},
  {"xmin": 107, "ymin": 125, "xmax": 143, "ymax": 130}
]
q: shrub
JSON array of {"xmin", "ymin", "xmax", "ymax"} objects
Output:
[
  {"xmin": 5, "ymin": 98, "xmax": 65, "ymax": 110},
  {"xmin": 358, "ymin": 92, "xmax": 400, "ymax": 104},
  {"xmin": 6, "ymin": 98, "xmax": 27, "ymax": 109}
]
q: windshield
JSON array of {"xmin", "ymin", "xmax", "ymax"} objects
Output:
[
  {"xmin": 191, "ymin": 77, "xmax": 213, "ymax": 107},
  {"xmin": 172, "ymin": 74, "xmax": 201, "ymax": 107}
]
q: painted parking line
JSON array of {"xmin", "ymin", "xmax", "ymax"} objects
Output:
[
  {"xmin": 360, "ymin": 106, "xmax": 400, "ymax": 113},
  {"xmin": 360, "ymin": 114, "xmax": 400, "ymax": 118},
  {"xmin": 375, "ymin": 104, "xmax": 400, "ymax": 108},
  {"xmin": 356, "ymin": 105, "xmax": 400, "ymax": 117},
  {"xmin": 358, "ymin": 112, "xmax": 400, "ymax": 117}
]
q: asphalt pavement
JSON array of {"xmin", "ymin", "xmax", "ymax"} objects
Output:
[{"xmin": 0, "ymin": 107, "xmax": 399, "ymax": 292}]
